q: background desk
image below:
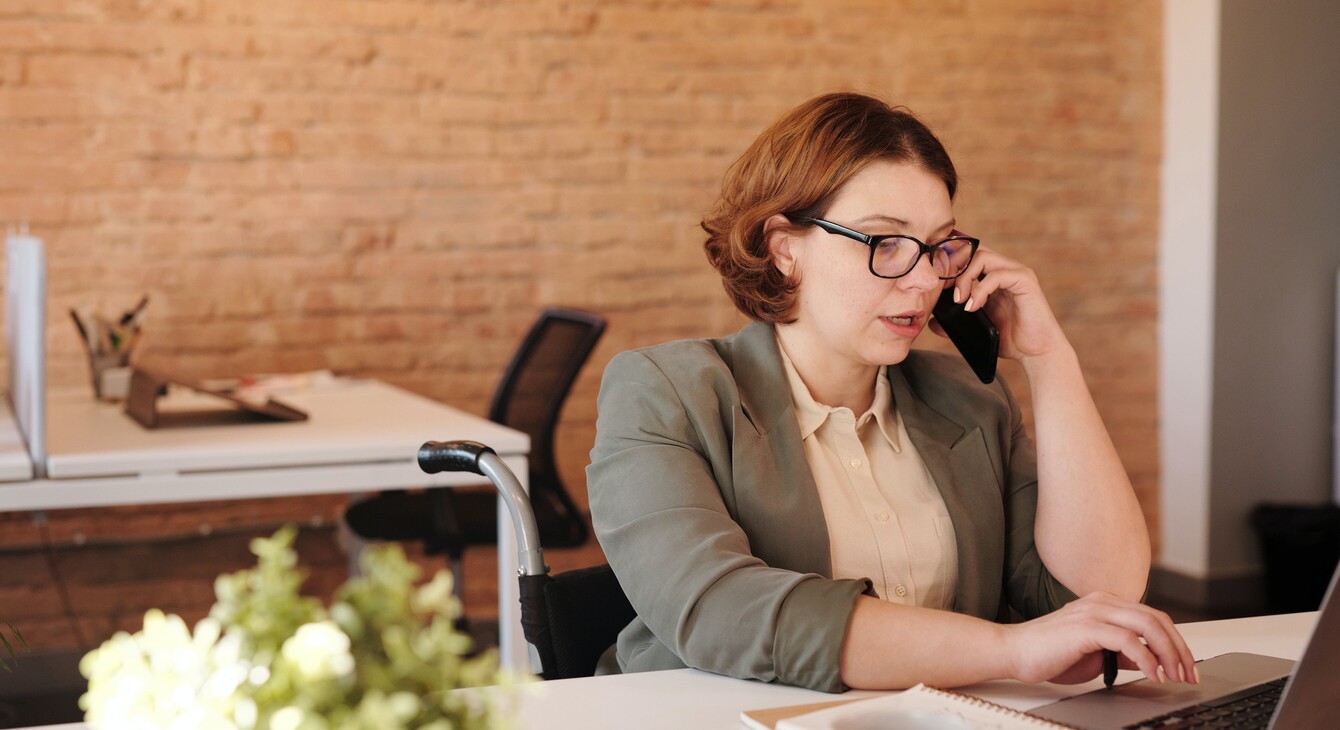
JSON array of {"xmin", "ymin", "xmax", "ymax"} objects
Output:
[
  {"xmin": 0, "ymin": 401, "xmax": 34, "ymax": 482},
  {"xmin": 0, "ymin": 380, "xmax": 532, "ymax": 671},
  {"xmin": 483, "ymin": 612, "xmax": 1319, "ymax": 730}
]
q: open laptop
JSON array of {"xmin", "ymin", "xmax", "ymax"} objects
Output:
[{"xmin": 1029, "ymin": 564, "xmax": 1340, "ymax": 729}]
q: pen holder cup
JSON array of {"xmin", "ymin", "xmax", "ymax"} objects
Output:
[{"xmin": 90, "ymin": 353, "xmax": 132, "ymax": 401}]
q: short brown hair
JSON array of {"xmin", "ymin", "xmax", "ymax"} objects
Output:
[{"xmin": 702, "ymin": 92, "xmax": 958, "ymax": 323}]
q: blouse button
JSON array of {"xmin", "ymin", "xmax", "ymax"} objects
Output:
[
  {"xmin": 876, "ymin": 512, "xmax": 890, "ymax": 523},
  {"xmin": 850, "ymin": 458, "xmax": 862, "ymax": 468},
  {"xmin": 895, "ymin": 584, "xmax": 908, "ymax": 598}
]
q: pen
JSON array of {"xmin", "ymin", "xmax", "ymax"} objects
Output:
[
  {"xmin": 120, "ymin": 295, "xmax": 149, "ymax": 327},
  {"xmin": 94, "ymin": 317, "xmax": 113, "ymax": 355},
  {"xmin": 69, "ymin": 309, "xmax": 91, "ymax": 352},
  {"xmin": 1103, "ymin": 649, "xmax": 1119, "ymax": 690}
]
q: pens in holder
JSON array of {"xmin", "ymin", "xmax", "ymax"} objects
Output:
[{"xmin": 70, "ymin": 295, "xmax": 150, "ymax": 401}]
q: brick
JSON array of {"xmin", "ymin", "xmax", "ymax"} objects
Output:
[
  {"xmin": 0, "ymin": 121, "xmax": 94, "ymax": 156},
  {"xmin": 494, "ymin": 97, "xmax": 608, "ymax": 126},
  {"xmin": 25, "ymin": 53, "xmax": 145, "ymax": 89},
  {"xmin": 418, "ymin": 95, "xmax": 500, "ymax": 125},
  {"xmin": 0, "ymin": 87, "xmax": 93, "ymax": 119},
  {"xmin": 323, "ymin": 95, "xmax": 419, "ymax": 125},
  {"xmin": 0, "ymin": 52, "xmax": 18, "ymax": 85},
  {"xmin": 247, "ymin": 28, "xmax": 375, "ymax": 62},
  {"xmin": 0, "ymin": 191, "xmax": 67, "ymax": 222}
]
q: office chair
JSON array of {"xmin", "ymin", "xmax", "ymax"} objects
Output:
[
  {"xmin": 344, "ymin": 307, "xmax": 607, "ymax": 606},
  {"xmin": 418, "ymin": 439, "xmax": 635, "ymax": 680}
]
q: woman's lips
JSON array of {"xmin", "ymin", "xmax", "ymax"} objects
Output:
[{"xmin": 881, "ymin": 312, "xmax": 924, "ymax": 336}]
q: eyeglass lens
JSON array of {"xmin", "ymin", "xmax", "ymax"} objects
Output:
[{"xmin": 872, "ymin": 238, "xmax": 975, "ymax": 278}]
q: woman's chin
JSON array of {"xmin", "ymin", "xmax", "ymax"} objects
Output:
[{"xmin": 862, "ymin": 342, "xmax": 914, "ymax": 367}]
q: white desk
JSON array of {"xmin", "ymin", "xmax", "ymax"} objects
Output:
[
  {"xmin": 0, "ymin": 380, "xmax": 532, "ymax": 671},
  {"xmin": 0, "ymin": 400, "xmax": 33, "ymax": 482},
  {"xmin": 21, "ymin": 612, "xmax": 1319, "ymax": 730},
  {"xmin": 484, "ymin": 612, "xmax": 1319, "ymax": 730}
]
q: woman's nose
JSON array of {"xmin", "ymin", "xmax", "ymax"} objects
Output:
[{"xmin": 898, "ymin": 252, "xmax": 941, "ymax": 291}]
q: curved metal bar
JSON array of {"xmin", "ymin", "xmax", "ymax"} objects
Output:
[{"xmin": 478, "ymin": 451, "xmax": 548, "ymax": 578}]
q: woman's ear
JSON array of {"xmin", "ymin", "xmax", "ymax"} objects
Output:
[{"xmin": 764, "ymin": 214, "xmax": 799, "ymax": 277}]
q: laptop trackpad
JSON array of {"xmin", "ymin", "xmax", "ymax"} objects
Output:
[{"xmin": 1028, "ymin": 653, "xmax": 1295, "ymax": 730}]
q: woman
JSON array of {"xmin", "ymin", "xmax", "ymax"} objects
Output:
[{"xmin": 586, "ymin": 92, "xmax": 1194, "ymax": 693}]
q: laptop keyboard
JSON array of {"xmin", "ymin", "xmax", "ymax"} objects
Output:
[{"xmin": 1122, "ymin": 678, "xmax": 1286, "ymax": 729}]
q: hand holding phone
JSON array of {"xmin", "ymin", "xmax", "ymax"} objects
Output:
[{"xmin": 932, "ymin": 287, "xmax": 999, "ymax": 384}]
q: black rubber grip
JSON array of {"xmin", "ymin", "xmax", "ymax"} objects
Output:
[{"xmin": 417, "ymin": 440, "xmax": 495, "ymax": 475}]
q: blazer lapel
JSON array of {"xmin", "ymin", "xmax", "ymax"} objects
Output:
[
  {"xmin": 888, "ymin": 364, "xmax": 1006, "ymax": 620},
  {"xmin": 721, "ymin": 323, "xmax": 834, "ymax": 578}
]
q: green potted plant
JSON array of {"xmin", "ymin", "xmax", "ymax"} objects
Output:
[{"xmin": 79, "ymin": 526, "xmax": 521, "ymax": 729}]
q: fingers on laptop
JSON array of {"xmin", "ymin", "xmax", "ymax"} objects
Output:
[{"xmin": 1082, "ymin": 592, "xmax": 1199, "ymax": 684}]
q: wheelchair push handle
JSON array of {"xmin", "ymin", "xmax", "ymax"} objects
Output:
[
  {"xmin": 416, "ymin": 440, "xmax": 548, "ymax": 578},
  {"xmin": 418, "ymin": 440, "xmax": 494, "ymax": 475}
]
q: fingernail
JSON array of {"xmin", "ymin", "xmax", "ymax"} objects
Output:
[
  {"xmin": 1194, "ymin": 666, "xmax": 1201, "ymax": 684},
  {"xmin": 964, "ymin": 297, "xmax": 975, "ymax": 311},
  {"xmin": 953, "ymin": 287, "xmax": 961, "ymax": 304}
]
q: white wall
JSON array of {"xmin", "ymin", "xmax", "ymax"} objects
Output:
[
  {"xmin": 1208, "ymin": 0, "xmax": 1340, "ymax": 573},
  {"xmin": 1159, "ymin": 0, "xmax": 1340, "ymax": 589},
  {"xmin": 1158, "ymin": 0, "xmax": 1220, "ymax": 579}
]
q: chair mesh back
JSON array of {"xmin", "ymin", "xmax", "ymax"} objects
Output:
[
  {"xmin": 492, "ymin": 316, "xmax": 596, "ymax": 444},
  {"xmin": 488, "ymin": 308, "xmax": 605, "ymax": 547}
]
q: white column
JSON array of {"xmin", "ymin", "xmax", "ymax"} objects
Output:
[{"xmin": 1157, "ymin": 0, "xmax": 1221, "ymax": 578}]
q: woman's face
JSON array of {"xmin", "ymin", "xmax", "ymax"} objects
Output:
[{"xmin": 772, "ymin": 159, "xmax": 954, "ymax": 369}]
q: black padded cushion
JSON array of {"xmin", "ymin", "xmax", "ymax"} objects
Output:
[{"xmin": 522, "ymin": 564, "xmax": 635, "ymax": 680}]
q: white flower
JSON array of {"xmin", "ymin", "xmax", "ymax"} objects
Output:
[
  {"xmin": 410, "ymin": 571, "xmax": 455, "ymax": 616},
  {"xmin": 81, "ymin": 610, "xmax": 257, "ymax": 730},
  {"xmin": 280, "ymin": 620, "xmax": 355, "ymax": 683}
]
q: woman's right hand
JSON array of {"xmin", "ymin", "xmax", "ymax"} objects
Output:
[{"xmin": 1004, "ymin": 592, "xmax": 1198, "ymax": 685}]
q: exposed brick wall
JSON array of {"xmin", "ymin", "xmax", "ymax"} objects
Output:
[{"xmin": 0, "ymin": 0, "xmax": 1162, "ymax": 652}]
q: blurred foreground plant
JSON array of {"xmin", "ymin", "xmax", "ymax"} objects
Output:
[
  {"xmin": 80, "ymin": 526, "xmax": 521, "ymax": 729},
  {"xmin": 1, "ymin": 611, "xmax": 24, "ymax": 672}
]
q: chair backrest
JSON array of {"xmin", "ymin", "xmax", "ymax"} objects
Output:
[
  {"xmin": 522, "ymin": 564, "xmax": 636, "ymax": 680},
  {"xmin": 488, "ymin": 307, "xmax": 606, "ymax": 543}
]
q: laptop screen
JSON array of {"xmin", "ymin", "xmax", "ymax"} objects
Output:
[{"xmin": 1270, "ymin": 564, "xmax": 1340, "ymax": 728}]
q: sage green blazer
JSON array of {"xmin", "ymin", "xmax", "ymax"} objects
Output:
[{"xmin": 586, "ymin": 322, "xmax": 1076, "ymax": 693}]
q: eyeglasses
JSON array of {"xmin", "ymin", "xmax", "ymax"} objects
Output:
[{"xmin": 800, "ymin": 217, "xmax": 980, "ymax": 280}]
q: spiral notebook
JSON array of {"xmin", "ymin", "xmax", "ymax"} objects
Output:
[{"xmin": 741, "ymin": 684, "xmax": 1077, "ymax": 730}]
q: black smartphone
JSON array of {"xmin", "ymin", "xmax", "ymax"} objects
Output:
[{"xmin": 932, "ymin": 286, "xmax": 999, "ymax": 384}]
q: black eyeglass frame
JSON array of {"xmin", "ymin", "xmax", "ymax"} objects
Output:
[{"xmin": 800, "ymin": 216, "xmax": 981, "ymax": 280}]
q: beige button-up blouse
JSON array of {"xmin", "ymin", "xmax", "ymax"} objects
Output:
[{"xmin": 777, "ymin": 339, "xmax": 958, "ymax": 609}]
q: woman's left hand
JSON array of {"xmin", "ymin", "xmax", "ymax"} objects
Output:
[{"xmin": 942, "ymin": 247, "xmax": 1068, "ymax": 363}]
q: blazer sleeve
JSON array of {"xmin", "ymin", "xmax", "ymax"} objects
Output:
[
  {"xmin": 998, "ymin": 377, "xmax": 1080, "ymax": 618},
  {"xmin": 587, "ymin": 350, "xmax": 869, "ymax": 692}
]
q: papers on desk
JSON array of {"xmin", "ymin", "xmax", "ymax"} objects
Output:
[
  {"xmin": 741, "ymin": 684, "xmax": 1074, "ymax": 730},
  {"xmin": 125, "ymin": 369, "xmax": 308, "ymax": 429}
]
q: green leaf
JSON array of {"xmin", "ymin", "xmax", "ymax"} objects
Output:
[
  {"xmin": 1, "ymin": 613, "xmax": 25, "ymax": 672},
  {"xmin": 5, "ymin": 618, "xmax": 26, "ymax": 648}
]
